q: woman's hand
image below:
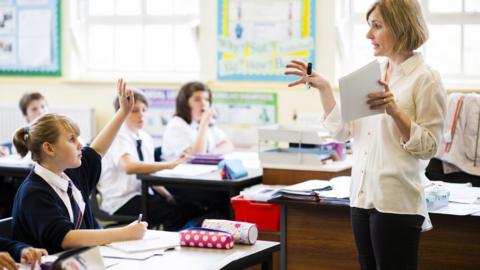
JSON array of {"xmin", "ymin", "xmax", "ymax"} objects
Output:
[
  {"xmin": 285, "ymin": 60, "xmax": 332, "ymax": 91},
  {"xmin": 117, "ymin": 78, "xmax": 134, "ymax": 115},
  {"xmin": 367, "ymin": 80, "xmax": 400, "ymax": 117},
  {"xmin": 0, "ymin": 252, "xmax": 17, "ymax": 270},
  {"xmin": 20, "ymin": 247, "xmax": 48, "ymax": 270},
  {"xmin": 122, "ymin": 221, "xmax": 148, "ymax": 240}
]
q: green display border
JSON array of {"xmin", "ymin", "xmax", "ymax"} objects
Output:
[{"xmin": 0, "ymin": 0, "xmax": 61, "ymax": 77}]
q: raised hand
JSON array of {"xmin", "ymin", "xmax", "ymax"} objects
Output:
[{"xmin": 117, "ymin": 78, "xmax": 135, "ymax": 114}]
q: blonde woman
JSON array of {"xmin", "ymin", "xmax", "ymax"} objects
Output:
[{"xmin": 285, "ymin": 1, "xmax": 446, "ymax": 269}]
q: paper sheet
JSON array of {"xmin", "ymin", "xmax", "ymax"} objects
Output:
[
  {"xmin": 339, "ymin": 60, "xmax": 384, "ymax": 122},
  {"xmin": 106, "ymin": 231, "xmax": 180, "ymax": 253},
  {"xmin": 429, "ymin": 202, "xmax": 480, "ymax": 216},
  {"xmin": 154, "ymin": 164, "xmax": 218, "ymax": 177}
]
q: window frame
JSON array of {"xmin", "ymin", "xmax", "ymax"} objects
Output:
[
  {"xmin": 339, "ymin": 0, "xmax": 480, "ymax": 88},
  {"xmin": 68, "ymin": 0, "xmax": 201, "ymax": 82}
]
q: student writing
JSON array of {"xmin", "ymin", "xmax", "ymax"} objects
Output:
[{"xmin": 11, "ymin": 79, "xmax": 148, "ymax": 254}]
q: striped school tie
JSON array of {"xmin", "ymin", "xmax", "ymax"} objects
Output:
[{"xmin": 67, "ymin": 181, "xmax": 85, "ymax": 229}]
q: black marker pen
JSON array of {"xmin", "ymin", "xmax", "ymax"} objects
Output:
[{"xmin": 306, "ymin": 62, "xmax": 312, "ymax": 89}]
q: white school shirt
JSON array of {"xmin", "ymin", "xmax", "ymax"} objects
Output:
[
  {"xmin": 34, "ymin": 165, "xmax": 86, "ymax": 223},
  {"xmin": 97, "ymin": 125, "xmax": 154, "ymax": 214},
  {"xmin": 323, "ymin": 53, "xmax": 446, "ymax": 231},
  {"xmin": 162, "ymin": 116, "xmax": 227, "ymax": 161}
]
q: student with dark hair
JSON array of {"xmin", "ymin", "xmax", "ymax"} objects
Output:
[
  {"xmin": 11, "ymin": 79, "xmax": 148, "ymax": 254},
  {"xmin": 0, "ymin": 237, "xmax": 46, "ymax": 270},
  {"xmin": 162, "ymin": 81, "xmax": 234, "ymax": 161},
  {"xmin": 18, "ymin": 92, "xmax": 48, "ymax": 124},
  {"xmin": 98, "ymin": 90, "xmax": 193, "ymax": 231}
]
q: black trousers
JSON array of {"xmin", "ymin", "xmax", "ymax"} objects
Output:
[
  {"xmin": 350, "ymin": 207, "xmax": 424, "ymax": 270},
  {"xmin": 114, "ymin": 193, "xmax": 201, "ymax": 231}
]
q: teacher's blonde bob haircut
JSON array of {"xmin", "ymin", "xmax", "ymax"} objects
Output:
[{"xmin": 367, "ymin": 0, "xmax": 428, "ymax": 54}]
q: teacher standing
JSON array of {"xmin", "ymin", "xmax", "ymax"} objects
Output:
[{"xmin": 285, "ymin": 1, "xmax": 446, "ymax": 269}]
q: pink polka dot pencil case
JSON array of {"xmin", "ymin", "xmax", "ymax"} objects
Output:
[{"xmin": 180, "ymin": 228, "xmax": 234, "ymax": 249}]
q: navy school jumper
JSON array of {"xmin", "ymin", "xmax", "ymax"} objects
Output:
[{"xmin": 12, "ymin": 147, "xmax": 101, "ymax": 254}]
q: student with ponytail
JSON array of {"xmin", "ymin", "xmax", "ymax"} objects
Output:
[{"xmin": 11, "ymin": 79, "xmax": 148, "ymax": 254}]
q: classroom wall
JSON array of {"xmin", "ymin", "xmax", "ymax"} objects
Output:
[
  {"xmin": 0, "ymin": 0, "xmax": 477, "ymax": 135},
  {"xmin": 0, "ymin": 0, "xmax": 337, "ymax": 132}
]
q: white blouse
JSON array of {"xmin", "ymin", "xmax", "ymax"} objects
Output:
[
  {"xmin": 97, "ymin": 125, "xmax": 154, "ymax": 214},
  {"xmin": 323, "ymin": 53, "xmax": 446, "ymax": 230},
  {"xmin": 162, "ymin": 116, "xmax": 227, "ymax": 161}
]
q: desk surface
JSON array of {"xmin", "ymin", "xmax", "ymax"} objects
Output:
[
  {"xmin": 0, "ymin": 157, "xmax": 32, "ymax": 178},
  {"xmin": 139, "ymin": 168, "xmax": 263, "ymax": 191},
  {"xmin": 105, "ymin": 231, "xmax": 279, "ymax": 270},
  {"xmin": 262, "ymin": 155, "xmax": 352, "ymax": 172}
]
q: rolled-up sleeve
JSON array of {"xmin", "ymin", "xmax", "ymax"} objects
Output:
[
  {"xmin": 401, "ymin": 77, "xmax": 446, "ymax": 159},
  {"xmin": 322, "ymin": 104, "xmax": 354, "ymax": 142}
]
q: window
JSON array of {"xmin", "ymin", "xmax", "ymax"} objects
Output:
[
  {"xmin": 337, "ymin": 0, "xmax": 480, "ymax": 86},
  {"xmin": 70, "ymin": 0, "xmax": 200, "ymax": 81}
]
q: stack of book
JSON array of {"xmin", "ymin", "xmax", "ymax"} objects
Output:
[{"xmin": 277, "ymin": 180, "xmax": 332, "ymax": 201}]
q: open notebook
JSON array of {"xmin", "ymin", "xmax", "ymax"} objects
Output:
[{"xmin": 107, "ymin": 230, "xmax": 180, "ymax": 253}]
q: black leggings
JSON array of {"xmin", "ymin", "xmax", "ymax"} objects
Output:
[{"xmin": 350, "ymin": 207, "xmax": 424, "ymax": 270}]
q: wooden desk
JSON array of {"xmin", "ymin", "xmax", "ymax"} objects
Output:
[
  {"xmin": 104, "ymin": 232, "xmax": 279, "ymax": 270},
  {"xmin": 262, "ymin": 157, "xmax": 352, "ymax": 186},
  {"xmin": 138, "ymin": 168, "xmax": 262, "ymax": 221},
  {"xmin": 273, "ymin": 199, "xmax": 480, "ymax": 270}
]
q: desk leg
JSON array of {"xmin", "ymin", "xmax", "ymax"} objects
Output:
[
  {"xmin": 280, "ymin": 205, "xmax": 286, "ymax": 270},
  {"xmin": 141, "ymin": 181, "xmax": 149, "ymax": 223},
  {"xmin": 261, "ymin": 254, "xmax": 273, "ymax": 270},
  {"xmin": 229, "ymin": 189, "xmax": 237, "ymax": 220}
]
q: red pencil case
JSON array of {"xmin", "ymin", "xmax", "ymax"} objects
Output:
[{"xmin": 180, "ymin": 228, "xmax": 234, "ymax": 249}]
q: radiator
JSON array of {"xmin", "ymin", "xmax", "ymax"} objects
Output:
[{"xmin": 0, "ymin": 104, "xmax": 95, "ymax": 144}]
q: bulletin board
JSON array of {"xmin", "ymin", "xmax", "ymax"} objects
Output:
[
  {"xmin": 0, "ymin": 0, "xmax": 61, "ymax": 76},
  {"xmin": 217, "ymin": 0, "xmax": 315, "ymax": 81}
]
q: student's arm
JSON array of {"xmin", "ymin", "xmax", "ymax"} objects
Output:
[
  {"xmin": 213, "ymin": 139, "xmax": 234, "ymax": 154},
  {"xmin": 61, "ymin": 221, "xmax": 147, "ymax": 249},
  {"xmin": 190, "ymin": 108, "xmax": 214, "ymax": 153},
  {"xmin": 119, "ymin": 153, "xmax": 189, "ymax": 175},
  {"xmin": 90, "ymin": 78, "xmax": 134, "ymax": 157}
]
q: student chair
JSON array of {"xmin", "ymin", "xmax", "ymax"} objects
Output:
[
  {"xmin": 0, "ymin": 217, "xmax": 12, "ymax": 239},
  {"xmin": 90, "ymin": 189, "xmax": 137, "ymax": 227}
]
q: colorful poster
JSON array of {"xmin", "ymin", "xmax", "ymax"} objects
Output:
[
  {"xmin": 212, "ymin": 91, "xmax": 277, "ymax": 147},
  {"xmin": 217, "ymin": 0, "xmax": 315, "ymax": 81},
  {"xmin": 142, "ymin": 89, "xmax": 277, "ymax": 148},
  {"xmin": 212, "ymin": 91, "xmax": 277, "ymax": 125},
  {"xmin": 142, "ymin": 88, "xmax": 177, "ymax": 145}
]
